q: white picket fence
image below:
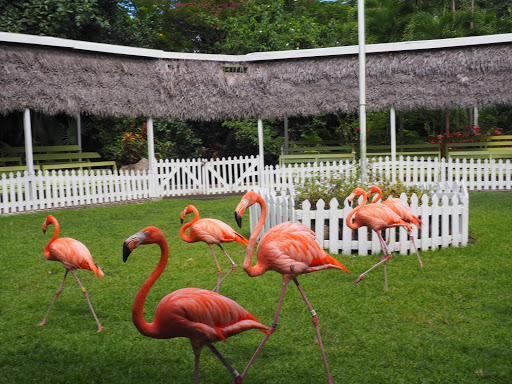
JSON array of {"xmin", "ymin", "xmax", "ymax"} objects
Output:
[
  {"xmin": 250, "ymin": 182, "xmax": 469, "ymax": 256},
  {"xmin": 0, "ymin": 155, "xmax": 510, "ymax": 215}
]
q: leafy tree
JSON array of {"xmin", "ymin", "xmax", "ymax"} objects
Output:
[{"xmin": 0, "ymin": 0, "xmax": 122, "ymax": 42}]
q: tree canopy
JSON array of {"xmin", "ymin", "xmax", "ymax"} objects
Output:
[{"xmin": 1, "ymin": 0, "xmax": 512, "ymax": 164}]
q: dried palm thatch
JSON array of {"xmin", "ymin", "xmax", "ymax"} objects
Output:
[{"xmin": 1, "ymin": 39, "xmax": 512, "ymax": 121}]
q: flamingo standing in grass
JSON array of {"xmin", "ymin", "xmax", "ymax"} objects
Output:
[
  {"xmin": 346, "ymin": 188, "xmax": 412, "ymax": 290},
  {"xmin": 38, "ymin": 215, "xmax": 104, "ymax": 332},
  {"xmin": 234, "ymin": 191, "xmax": 349, "ymax": 383},
  {"xmin": 123, "ymin": 226, "xmax": 270, "ymax": 384},
  {"xmin": 367, "ymin": 185, "xmax": 423, "ymax": 268},
  {"xmin": 180, "ymin": 205, "xmax": 248, "ymax": 292}
]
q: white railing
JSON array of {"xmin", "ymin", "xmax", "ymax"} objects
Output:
[
  {"xmin": 251, "ymin": 182, "xmax": 469, "ymax": 255},
  {"xmin": 0, "ymin": 169, "xmax": 153, "ymax": 214},
  {"xmin": 1, "ymin": 155, "xmax": 510, "ymax": 215}
]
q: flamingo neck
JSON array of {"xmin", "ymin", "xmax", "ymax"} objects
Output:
[
  {"xmin": 44, "ymin": 220, "xmax": 59, "ymax": 259},
  {"xmin": 132, "ymin": 237, "xmax": 169, "ymax": 338},
  {"xmin": 370, "ymin": 188, "xmax": 382, "ymax": 204},
  {"xmin": 346, "ymin": 193, "xmax": 368, "ymax": 230},
  {"xmin": 243, "ymin": 196, "xmax": 267, "ymax": 277},
  {"xmin": 179, "ymin": 208, "xmax": 198, "ymax": 242}
]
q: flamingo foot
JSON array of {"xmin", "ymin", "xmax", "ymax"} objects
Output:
[
  {"xmin": 97, "ymin": 325, "xmax": 104, "ymax": 332},
  {"xmin": 37, "ymin": 321, "xmax": 46, "ymax": 327},
  {"xmin": 353, "ymin": 274, "xmax": 365, "ymax": 284}
]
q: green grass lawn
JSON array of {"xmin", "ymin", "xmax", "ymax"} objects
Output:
[{"xmin": 1, "ymin": 192, "xmax": 511, "ymax": 384}]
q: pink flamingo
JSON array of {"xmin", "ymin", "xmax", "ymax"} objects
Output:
[
  {"xmin": 180, "ymin": 204, "xmax": 248, "ymax": 292},
  {"xmin": 38, "ymin": 215, "xmax": 103, "ymax": 332},
  {"xmin": 346, "ymin": 188, "xmax": 413, "ymax": 290},
  {"xmin": 123, "ymin": 226, "xmax": 270, "ymax": 384},
  {"xmin": 234, "ymin": 191, "xmax": 349, "ymax": 383},
  {"xmin": 367, "ymin": 185, "xmax": 423, "ymax": 268}
]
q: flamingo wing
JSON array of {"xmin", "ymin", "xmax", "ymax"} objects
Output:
[
  {"xmin": 355, "ymin": 205, "xmax": 412, "ymax": 232},
  {"xmin": 258, "ymin": 222, "xmax": 348, "ymax": 274},
  {"xmin": 192, "ymin": 219, "xmax": 248, "ymax": 245},
  {"xmin": 49, "ymin": 237, "xmax": 103, "ymax": 280},
  {"xmin": 383, "ymin": 199, "xmax": 423, "ymax": 229},
  {"xmin": 154, "ymin": 288, "xmax": 269, "ymax": 341}
]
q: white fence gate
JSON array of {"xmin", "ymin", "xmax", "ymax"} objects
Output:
[{"xmin": 1, "ymin": 155, "xmax": 511, "ymax": 215}]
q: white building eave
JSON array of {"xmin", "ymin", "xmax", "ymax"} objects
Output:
[{"xmin": 2, "ymin": 31, "xmax": 512, "ymax": 62}]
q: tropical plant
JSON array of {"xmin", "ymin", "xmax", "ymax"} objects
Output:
[{"xmin": 293, "ymin": 161, "xmax": 427, "ymax": 209}]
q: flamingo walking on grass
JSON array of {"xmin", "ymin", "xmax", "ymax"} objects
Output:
[
  {"xmin": 123, "ymin": 226, "xmax": 270, "ymax": 384},
  {"xmin": 367, "ymin": 185, "xmax": 423, "ymax": 268},
  {"xmin": 346, "ymin": 188, "xmax": 412, "ymax": 290},
  {"xmin": 180, "ymin": 205, "xmax": 248, "ymax": 292},
  {"xmin": 38, "ymin": 215, "xmax": 104, "ymax": 332},
  {"xmin": 234, "ymin": 191, "xmax": 349, "ymax": 383}
]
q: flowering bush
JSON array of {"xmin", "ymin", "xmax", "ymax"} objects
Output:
[{"xmin": 428, "ymin": 124, "xmax": 504, "ymax": 144}]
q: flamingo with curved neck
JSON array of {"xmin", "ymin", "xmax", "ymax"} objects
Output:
[
  {"xmin": 180, "ymin": 204, "xmax": 248, "ymax": 292},
  {"xmin": 367, "ymin": 185, "xmax": 423, "ymax": 268},
  {"xmin": 123, "ymin": 226, "xmax": 269, "ymax": 384},
  {"xmin": 346, "ymin": 188, "xmax": 412, "ymax": 290},
  {"xmin": 234, "ymin": 191, "xmax": 349, "ymax": 384},
  {"xmin": 38, "ymin": 215, "xmax": 103, "ymax": 332}
]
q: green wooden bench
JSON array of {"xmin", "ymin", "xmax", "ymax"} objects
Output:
[
  {"xmin": 447, "ymin": 135, "xmax": 512, "ymax": 160},
  {"xmin": 7, "ymin": 145, "xmax": 83, "ymax": 154},
  {"xmin": 367, "ymin": 143, "xmax": 441, "ymax": 159},
  {"xmin": 0, "ymin": 156, "xmax": 22, "ymax": 166},
  {"xmin": 6, "ymin": 145, "xmax": 116, "ymax": 172},
  {"xmin": 279, "ymin": 153, "xmax": 355, "ymax": 166},
  {"xmin": 0, "ymin": 164, "xmax": 41, "ymax": 174},
  {"xmin": 281, "ymin": 140, "xmax": 356, "ymax": 166}
]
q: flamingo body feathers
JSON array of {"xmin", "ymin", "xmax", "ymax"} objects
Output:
[
  {"xmin": 257, "ymin": 221, "xmax": 348, "ymax": 276},
  {"xmin": 184, "ymin": 217, "xmax": 248, "ymax": 246},
  {"xmin": 151, "ymin": 288, "xmax": 269, "ymax": 343},
  {"xmin": 43, "ymin": 215, "xmax": 103, "ymax": 281}
]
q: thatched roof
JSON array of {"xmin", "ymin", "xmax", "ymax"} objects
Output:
[{"xmin": 1, "ymin": 32, "xmax": 512, "ymax": 121}]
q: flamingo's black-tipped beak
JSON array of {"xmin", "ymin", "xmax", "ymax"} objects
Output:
[
  {"xmin": 180, "ymin": 218, "xmax": 184, "ymax": 225},
  {"xmin": 235, "ymin": 211, "xmax": 243, "ymax": 228},
  {"xmin": 123, "ymin": 242, "xmax": 131, "ymax": 263},
  {"xmin": 42, "ymin": 229, "xmax": 46, "ymax": 235}
]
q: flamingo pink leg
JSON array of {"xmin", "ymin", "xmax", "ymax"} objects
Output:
[
  {"xmin": 38, "ymin": 270, "xmax": 69, "ymax": 326},
  {"xmin": 207, "ymin": 344, "xmax": 242, "ymax": 383},
  {"xmin": 209, "ymin": 245, "xmax": 222, "ymax": 292},
  {"xmin": 241, "ymin": 279, "xmax": 289, "ymax": 379},
  {"xmin": 407, "ymin": 230, "xmax": 423, "ymax": 268},
  {"xmin": 193, "ymin": 349, "xmax": 201, "ymax": 384},
  {"xmin": 293, "ymin": 278, "xmax": 333, "ymax": 384},
  {"xmin": 354, "ymin": 233, "xmax": 393, "ymax": 290},
  {"xmin": 209, "ymin": 245, "xmax": 237, "ymax": 293},
  {"xmin": 69, "ymin": 270, "xmax": 103, "ymax": 332},
  {"xmin": 387, "ymin": 228, "xmax": 423, "ymax": 268}
]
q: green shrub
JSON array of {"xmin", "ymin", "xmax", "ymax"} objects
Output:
[{"xmin": 294, "ymin": 164, "xmax": 429, "ymax": 209}]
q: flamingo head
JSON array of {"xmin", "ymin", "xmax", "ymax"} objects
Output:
[
  {"xmin": 234, "ymin": 192, "xmax": 259, "ymax": 228},
  {"xmin": 367, "ymin": 185, "xmax": 382, "ymax": 202},
  {"xmin": 42, "ymin": 215, "xmax": 57, "ymax": 234},
  {"xmin": 123, "ymin": 226, "xmax": 163, "ymax": 262},
  {"xmin": 348, "ymin": 188, "xmax": 367, "ymax": 207},
  {"xmin": 180, "ymin": 205, "xmax": 195, "ymax": 224}
]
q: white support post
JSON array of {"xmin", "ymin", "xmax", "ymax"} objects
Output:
[
  {"xmin": 146, "ymin": 117, "xmax": 157, "ymax": 198},
  {"xmin": 473, "ymin": 106, "xmax": 478, "ymax": 127},
  {"xmin": 23, "ymin": 108, "xmax": 34, "ymax": 175},
  {"xmin": 76, "ymin": 113, "xmax": 82, "ymax": 150},
  {"xmin": 284, "ymin": 116, "xmax": 289, "ymax": 152},
  {"xmin": 358, "ymin": 0, "xmax": 367, "ymax": 183},
  {"xmin": 390, "ymin": 107, "xmax": 397, "ymax": 183},
  {"xmin": 258, "ymin": 118, "xmax": 265, "ymax": 186}
]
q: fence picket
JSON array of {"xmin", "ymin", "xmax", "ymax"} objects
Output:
[{"xmin": 0, "ymin": 155, "xmax": 508, "ymax": 218}]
